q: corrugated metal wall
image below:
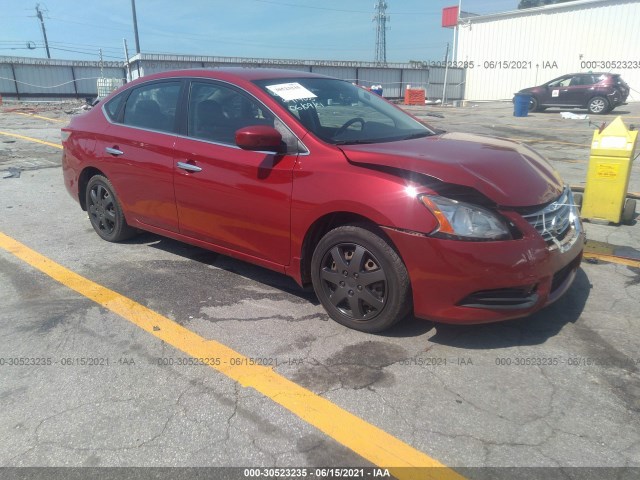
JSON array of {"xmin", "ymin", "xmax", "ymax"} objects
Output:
[
  {"xmin": 74, "ymin": 67, "xmax": 121, "ymax": 95},
  {"xmin": 426, "ymin": 68, "xmax": 464, "ymax": 102},
  {"xmin": 310, "ymin": 66, "xmax": 358, "ymax": 80},
  {"xmin": 1, "ymin": 54, "xmax": 466, "ymax": 101},
  {"xmin": 357, "ymin": 68, "xmax": 402, "ymax": 97},
  {"xmin": 0, "ymin": 57, "xmax": 126, "ymax": 99},
  {"xmin": 14, "ymin": 65, "xmax": 76, "ymax": 96},
  {"xmin": 457, "ymin": 0, "xmax": 640, "ymax": 101},
  {"xmin": 0, "ymin": 64, "xmax": 17, "ymax": 95},
  {"xmin": 131, "ymin": 54, "xmax": 465, "ymax": 100}
]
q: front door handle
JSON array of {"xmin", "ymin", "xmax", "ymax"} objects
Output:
[
  {"xmin": 177, "ymin": 161, "xmax": 202, "ymax": 173},
  {"xmin": 105, "ymin": 147, "xmax": 124, "ymax": 156}
]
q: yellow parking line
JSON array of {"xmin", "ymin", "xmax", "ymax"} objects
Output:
[
  {"xmin": 429, "ymin": 121, "xmax": 597, "ymax": 134},
  {"xmin": 0, "ymin": 131, "xmax": 62, "ymax": 150},
  {"xmin": 583, "ymin": 252, "xmax": 640, "ymax": 268},
  {"xmin": 504, "ymin": 137, "xmax": 587, "ymax": 147},
  {"xmin": 0, "ymin": 231, "xmax": 465, "ymax": 480},
  {"xmin": 11, "ymin": 112, "xmax": 67, "ymax": 124}
]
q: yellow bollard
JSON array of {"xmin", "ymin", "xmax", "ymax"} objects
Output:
[{"xmin": 581, "ymin": 116, "xmax": 638, "ymax": 224}]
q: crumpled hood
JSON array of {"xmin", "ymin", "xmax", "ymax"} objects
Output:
[{"xmin": 340, "ymin": 132, "xmax": 564, "ymax": 207}]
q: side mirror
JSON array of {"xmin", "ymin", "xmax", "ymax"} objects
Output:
[{"xmin": 235, "ymin": 126, "xmax": 285, "ymax": 154}]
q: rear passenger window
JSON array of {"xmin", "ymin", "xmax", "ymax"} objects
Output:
[
  {"xmin": 122, "ymin": 82, "xmax": 181, "ymax": 133},
  {"xmin": 571, "ymin": 75, "xmax": 595, "ymax": 86},
  {"xmin": 104, "ymin": 92, "xmax": 125, "ymax": 121}
]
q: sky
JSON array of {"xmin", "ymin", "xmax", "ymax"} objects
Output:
[{"xmin": 0, "ymin": 1, "xmax": 519, "ymax": 64}]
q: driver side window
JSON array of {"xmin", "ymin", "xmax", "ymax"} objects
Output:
[
  {"xmin": 548, "ymin": 77, "xmax": 571, "ymax": 88},
  {"xmin": 187, "ymin": 81, "xmax": 275, "ymax": 145}
]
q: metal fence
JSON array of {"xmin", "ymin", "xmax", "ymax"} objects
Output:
[
  {"xmin": 1, "ymin": 54, "xmax": 466, "ymax": 102},
  {"xmin": 129, "ymin": 54, "xmax": 466, "ymax": 101},
  {"xmin": 0, "ymin": 56, "xmax": 126, "ymax": 100}
]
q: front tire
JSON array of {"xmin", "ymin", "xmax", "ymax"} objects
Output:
[
  {"xmin": 622, "ymin": 198, "xmax": 636, "ymax": 225},
  {"xmin": 311, "ymin": 225, "xmax": 412, "ymax": 333},
  {"xmin": 86, "ymin": 175, "xmax": 137, "ymax": 242},
  {"xmin": 573, "ymin": 192, "xmax": 583, "ymax": 212}
]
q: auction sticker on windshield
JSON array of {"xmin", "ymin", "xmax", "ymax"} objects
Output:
[{"xmin": 266, "ymin": 82, "xmax": 317, "ymax": 101}]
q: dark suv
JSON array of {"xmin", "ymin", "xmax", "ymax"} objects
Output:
[{"xmin": 516, "ymin": 73, "xmax": 629, "ymax": 114}]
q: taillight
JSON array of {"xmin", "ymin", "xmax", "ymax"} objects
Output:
[{"xmin": 61, "ymin": 130, "xmax": 71, "ymax": 142}]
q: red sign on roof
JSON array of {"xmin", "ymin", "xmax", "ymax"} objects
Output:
[{"xmin": 442, "ymin": 6, "xmax": 459, "ymax": 28}]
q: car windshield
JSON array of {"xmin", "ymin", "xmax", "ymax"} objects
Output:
[{"xmin": 254, "ymin": 77, "xmax": 434, "ymax": 145}]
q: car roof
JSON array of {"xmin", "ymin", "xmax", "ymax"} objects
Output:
[
  {"xmin": 564, "ymin": 72, "xmax": 614, "ymax": 76},
  {"xmin": 548, "ymin": 73, "xmax": 606, "ymax": 77},
  {"xmin": 542, "ymin": 72, "xmax": 615, "ymax": 84}
]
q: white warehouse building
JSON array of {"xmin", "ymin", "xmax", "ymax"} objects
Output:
[{"xmin": 454, "ymin": 0, "xmax": 640, "ymax": 102}]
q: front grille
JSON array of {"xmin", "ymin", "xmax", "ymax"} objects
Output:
[{"xmin": 522, "ymin": 188, "xmax": 573, "ymax": 244}]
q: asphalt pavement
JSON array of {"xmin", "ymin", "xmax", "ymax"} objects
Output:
[{"xmin": 1, "ymin": 100, "xmax": 639, "ymax": 479}]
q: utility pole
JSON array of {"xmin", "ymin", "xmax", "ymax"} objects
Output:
[
  {"xmin": 131, "ymin": 0, "xmax": 141, "ymax": 54},
  {"xmin": 123, "ymin": 39, "xmax": 131, "ymax": 82},
  {"xmin": 35, "ymin": 4, "xmax": 51, "ymax": 59},
  {"xmin": 441, "ymin": 43, "xmax": 450, "ymax": 105},
  {"xmin": 452, "ymin": 0, "xmax": 461, "ymax": 61},
  {"xmin": 373, "ymin": 0, "xmax": 389, "ymax": 65}
]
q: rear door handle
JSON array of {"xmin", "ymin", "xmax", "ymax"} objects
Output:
[
  {"xmin": 105, "ymin": 147, "xmax": 124, "ymax": 156},
  {"xmin": 177, "ymin": 161, "xmax": 203, "ymax": 173}
]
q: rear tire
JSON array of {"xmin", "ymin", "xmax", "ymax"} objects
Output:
[
  {"xmin": 86, "ymin": 175, "xmax": 137, "ymax": 242},
  {"xmin": 588, "ymin": 96, "xmax": 610, "ymax": 114},
  {"xmin": 311, "ymin": 225, "xmax": 412, "ymax": 333}
]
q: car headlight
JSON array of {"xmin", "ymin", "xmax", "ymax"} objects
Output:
[{"xmin": 419, "ymin": 195, "xmax": 512, "ymax": 241}]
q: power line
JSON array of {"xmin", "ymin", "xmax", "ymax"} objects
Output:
[
  {"xmin": 43, "ymin": 14, "xmax": 350, "ymax": 51},
  {"xmin": 47, "ymin": 41, "xmax": 122, "ymax": 53},
  {"xmin": 0, "ymin": 40, "xmax": 123, "ymax": 59},
  {"xmin": 249, "ymin": 0, "xmax": 439, "ymax": 15},
  {"xmin": 252, "ymin": 0, "xmax": 369, "ymax": 14},
  {"xmin": 46, "ymin": 15, "xmax": 131, "ymax": 33},
  {"xmin": 48, "ymin": 46, "xmax": 123, "ymax": 60}
]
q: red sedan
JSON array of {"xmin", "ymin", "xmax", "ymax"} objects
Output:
[{"xmin": 62, "ymin": 69, "xmax": 585, "ymax": 332}]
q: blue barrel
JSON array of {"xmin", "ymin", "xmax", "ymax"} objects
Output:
[
  {"xmin": 371, "ymin": 86, "xmax": 383, "ymax": 96},
  {"xmin": 513, "ymin": 93, "xmax": 531, "ymax": 117}
]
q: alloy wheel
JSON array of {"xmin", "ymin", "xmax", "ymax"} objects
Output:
[{"xmin": 589, "ymin": 97, "xmax": 607, "ymax": 114}]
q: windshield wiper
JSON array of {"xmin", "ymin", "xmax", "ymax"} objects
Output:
[
  {"xmin": 333, "ymin": 139, "xmax": 378, "ymax": 145},
  {"xmin": 334, "ymin": 131, "xmax": 434, "ymax": 145},
  {"xmin": 402, "ymin": 132, "xmax": 433, "ymax": 140}
]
